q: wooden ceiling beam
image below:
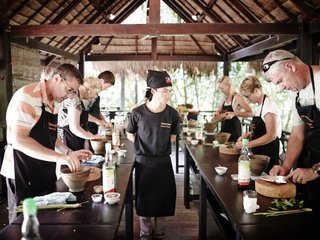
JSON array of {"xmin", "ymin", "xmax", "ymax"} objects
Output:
[
  {"xmin": 164, "ymin": 0, "xmax": 226, "ymax": 54},
  {"xmin": 227, "ymin": 0, "xmax": 260, "ymax": 23},
  {"xmin": 228, "ymin": 35, "xmax": 297, "ymax": 62},
  {"xmin": 10, "ymin": 23, "xmax": 299, "ymax": 37},
  {"xmin": 1, "ymin": 0, "xmax": 27, "ymax": 23},
  {"xmin": 10, "ymin": 37, "xmax": 79, "ymax": 62},
  {"xmin": 85, "ymin": 54, "xmax": 223, "ymax": 62},
  {"xmin": 193, "ymin": 0, "xmax": 246, "ymax": 47},
  {"xmin": 190, "ymin": 35, "xmax": 207, "ymax": 54},
  {"xmin": 290, "ymin": 0, "xmax": 318, "ymax": 19},
  {"xmin": 274, "ymin": 0, "xmax": 297, "ymax": 20}
]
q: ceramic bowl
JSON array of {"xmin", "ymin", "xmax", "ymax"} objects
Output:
[
  {"xmin": 90, "ymin": 137, "xmax": 109, "ymax": 154},
  {"xmin": 93, "ymin": 185, "xmax": 103, "ymax": 194},
  {"xmin": 250, "ymin": 154, "xmax": 270, "ymax": 176},
  {"xmin": 117, "ymin": 149, "xmax": 127, "ymax": 157},
  {"xmin": 190, "ymin": 139, "xmax": 198, "ymax": 145},
  {"xmin": 104, "ymin": 192, "xmax": 121, "ymax": 205},
  {"xmin": 60, "ymin": 166, "xmax": 90, "ymax": 192},
  {"xmin": 91, "ymin": 194, "xmax": 103, "ymax": 203},
  {"xmin": 214, "ymin": 132, "xmax": 231, "ymax": 144},
  {"xmin": 215, "ymin": 166, "xmax": 228, "ymax": 176}
]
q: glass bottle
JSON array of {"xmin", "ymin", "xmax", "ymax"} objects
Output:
[
  {"xmin": 237, "ymin": 138, "xmax": 251, "ymax": 190},
  {"xmin": 102, "ymin": 158, "xmax": 116, "ymax": 193},
  {"xmin": 21, "ymin": 198, "xmax": 42, "ymax": 240}
]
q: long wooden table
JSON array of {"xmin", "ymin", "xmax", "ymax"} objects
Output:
[
  {"xmin": 0, "ymin": 140, "xmax": 134, "ymax": 240},
  {"xmin": 183, "ymin": 140, "xmax": 320, "ymax": 240}
]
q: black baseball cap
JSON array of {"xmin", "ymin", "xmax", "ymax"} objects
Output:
[{"xmin": 147, "ymin": 70, "xmax": 172, "ymax": 88}]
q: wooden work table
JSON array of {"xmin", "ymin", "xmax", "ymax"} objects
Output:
[
  {"xmin": 183, "ymin": 140, "xmax": 320, "ymax": 240},
  {"xmin": 0, "ymin": 140, "xmax": 135, "ymax": 240}
]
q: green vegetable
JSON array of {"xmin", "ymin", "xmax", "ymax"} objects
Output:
[{"xmin": 254, "ymin": 197, "xmax": 311, "ymax": 217}]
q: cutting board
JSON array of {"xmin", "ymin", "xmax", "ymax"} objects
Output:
[
  {"xmin": 255, "ymin": 179, "xmax": 296, "ymax": 198},
  {"xmin": 219, "ymin": 144, "xmax": 240, "ymax": 155}
]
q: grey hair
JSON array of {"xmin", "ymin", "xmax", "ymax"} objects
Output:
[{"xmin": 263, "ymin": 50, "xmax": 302, "ymax": 78}]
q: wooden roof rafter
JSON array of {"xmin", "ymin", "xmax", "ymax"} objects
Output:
[
  {"xmin": 227, "ymin": 0, "xmax": 261, "ymax": 23},
  {"xmin": 163, "ymin": 0, "xmax": 226, "ymax": 54}
]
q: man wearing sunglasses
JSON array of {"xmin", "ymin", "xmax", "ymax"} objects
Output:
[
  {"xmin": 263, "ymin": 49, "xmax": 320, "ymax": 207},
  {"xmin": 1, "ymin": 64, "xmax": 92, "ymax": 223}
]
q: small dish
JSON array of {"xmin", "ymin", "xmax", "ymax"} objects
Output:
[
  {"xmin": 104, "ymin": 192, "xmax": 121, "ymax": 205},
  {"xmin": 117, "ymin": 149, "xmax": 127, "ymax": 157},
  {"xmin": 190, "ymin": 139, "xmax": 198, "ymax": 145},
  {"xmin": 93, "ymin": 185, "xmax": 103, "ymax": 193},
  {"xmin": 231, "ymin": 174, "xmax": 238, "ymax": 181},
  {"xmin": 91, "ymin": 194, "xmax": 103, "ymax": 203},
  {"xmin": 215, "ymin": 166, "xmax": 228, "ymax": 176}
]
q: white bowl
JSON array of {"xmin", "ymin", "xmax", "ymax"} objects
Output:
[
  {"xmin": 93, "ymin": 185, "xmax": 103, "ymax": 193},
  {"xmin": 117, "ymin": 149, "xmax": 127, "ymax": 157},
  {"xmin": 215, "ymin": 166, "xmax": 228, "ymax": 176},
  {"xmin": 104, "ymin": 192, "xmax": 121, "ymax": 205},
  {"xmin": 91, "ymin": 194, "xmax": 103, "ymax": 203},
  {"xmin": 190, "ymin": 139, "xmax": 198, "ymax": 145}
]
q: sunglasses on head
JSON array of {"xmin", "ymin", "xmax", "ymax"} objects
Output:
[{"xmin": 261, "ymin": 57, "xmax": 291, "ymax": 73}]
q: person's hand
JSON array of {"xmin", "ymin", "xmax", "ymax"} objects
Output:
[
  {"xmin": 235, "ymin": 138, "xmax": 242, "ymax": 149},
  {"xmin": 286, "ymin": 168, "xmax": 319, "ymax": 184},
  {"xmin": 58, "ymin": 149, "xmax": 92, "ymax": 172},
  {"xmin": 225, "ymin": 112, "xmax": 236, "ymax": 119},
  {"xmin": 269, "ymin": 165, "xmax": 289, "ymax": 176}
]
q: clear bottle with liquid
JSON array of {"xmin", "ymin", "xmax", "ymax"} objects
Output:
[
  {"xmin": 237, "ymin": 138, "xmax": 251, "ymax": 190},
  {"xmin": 102, "ymin": 157, "xmax": 116, "ymax": 193},
  {"xmin": 21, "ymin": 198, "xmax": 42, "ymax": 240}
]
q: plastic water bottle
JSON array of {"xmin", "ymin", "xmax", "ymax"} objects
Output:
[
  {"xmin": 237, "ymin": 138, "xmax": 251, "ymax": 190},
  {"xmin": 21, "ymin": 198, "xmax": 42, "ymax": 240}
]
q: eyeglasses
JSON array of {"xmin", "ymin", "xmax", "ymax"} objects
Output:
[
  {"xmin": 261, "ymin": 57, "xmax": 291, "ymax": 73},
  {"xmin": 61, "ymin": 77, "xmax": 78, "ymax": 96}
]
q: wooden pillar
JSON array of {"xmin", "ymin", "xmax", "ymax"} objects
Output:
[
  {"xmin": 78, "ymin": 51, "xmax": 85, "ymax": 77},
  {"xmin": 0, "ymin": 23, "xmax": 12, "ymax": 128},
  {"xmin": 120, "ymin": 71, "xmax": 125, "ymax": 110},
  {"xmin": 296, "ymin": 17, "xmax": 312, "ymax": 64},
  {"xmin": 149, "ymin": 0, "xmax": 160, "ymax": 61},
  {"xmin": 223, "ymin": 54, "xmax": 230, "ymax": 76}
]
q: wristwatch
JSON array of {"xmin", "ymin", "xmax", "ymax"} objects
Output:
[{"xmin": 312, "ymin": 163, "xmax": 320, "ymax": 175}]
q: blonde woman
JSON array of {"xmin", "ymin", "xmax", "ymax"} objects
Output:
[
  {"xmin": 236, "ymin": 76, "xmax": 282, "ymax": 172},
  {"xmin": 59, "ymin": 77, "xmax": 108, "ymax": 151},
  {"xmin": 214, "ymin": 76, "xmax": 253, "ymax": 142}
]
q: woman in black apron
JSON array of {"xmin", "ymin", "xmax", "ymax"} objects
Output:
[
  {"xmin": 59, "ymin": 77, "xmax": 105, "ymax": 151},
  {"xmin": 238, "ymin": 76, "xmax": 281, "ymax": 172},
  {"xmin": 215, "ymin": 76, "xmax": 253, "ymax": 142},
  {"xmin": 126, "ymin": 70, "xmax": 179, "ymax": 240},
  {"xmin": 294, "ymin": 65, "xmax": 320, "ymax": 207}
]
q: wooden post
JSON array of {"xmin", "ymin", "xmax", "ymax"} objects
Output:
[
  {"xmin": 296, "ymin": 17, "xmax": 312, "ymax": 64},
  {"xmin": 149, "ymin": 0, "xmax": 160, "ymax": 61},
  {"xmin": 79, "ymin": 51, "xmax": 85, "ymax": 77},
  {"xmin": 0, "ymin": 23, "xmax": 12, "ymax": 127},
  {"xmin": 223, "ymin": 54, "xmax": 230, "ymax": 76}
]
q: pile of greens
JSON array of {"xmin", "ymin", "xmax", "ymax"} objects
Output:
[{"xmin": 254, "ymin": 197, "xmax": 312, "ymax": 217}]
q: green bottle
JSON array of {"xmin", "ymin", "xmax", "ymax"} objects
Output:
[{"xmin": 21, "ymin": 198, "xmax": 42, "ymax": 240}]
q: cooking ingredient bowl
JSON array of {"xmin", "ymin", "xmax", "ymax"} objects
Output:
[
  {"xmin": 215, "ymin": 166, "xmax": 228, "ymax": 176},
  {"xmin": 250, "ymin": 154, "xmax": 270, "ymax": 176},
  {"xmin": 117, "ymin": 149, "xmax": 127, "ymax": 157},
  {"xmin": 104, "ymin": 192, "xmax": 121, "ymax": 205},
  {"xmin": 90, "ymin": 137, "xmax": 109, "ymax": 154},
  {"xmin": 93, "ymin": 185, "xmax": 103, "ymax": 193},
  {"xmin": 214, "ymin": 132, "xmax": 231, "ymax": 144},
  {"xmin": 60, "ymin": 166, "xmax": 90, "ymax": 192},
  {"xmin": 204, "ymin": 122, "xmax": 217, "ymax": 133},
  {"xmin": 91, "ymin": 194, "xmax": 102, "ymax": 203},
  {"xmin": 190, "ymin": 139, "xmax": 198, "ymax": 145}
]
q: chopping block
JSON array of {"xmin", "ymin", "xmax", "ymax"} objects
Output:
[{"xmin": 255, "ymin": 179, "xmax": 296, "ymax": 198}]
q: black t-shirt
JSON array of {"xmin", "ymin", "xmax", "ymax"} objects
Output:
[{"xmin": 126, "ymin": 104, "xmax": 180, "ymax": 156}]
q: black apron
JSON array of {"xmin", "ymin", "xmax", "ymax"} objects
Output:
[
  {"xmin": 250, "ymin": 95, "xmax": 279, "ymax": 173},
  {"xmin": 14, "ymin": 104, "xmax": 57, "ymax": 205},
  {"xmin": 135, "ymin": 155, "xmax": 176, "ymax": 217},
  {"xmin": 295, "ymin": 65, "xmax": 320, "ymax": 207},
  {"xmin": 62, "ymin": 100, "xmax": 89, "ymax": 151},
  {"xmin": 220, "ymin": 95, "xmax": 242, "ymax": 142}
]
